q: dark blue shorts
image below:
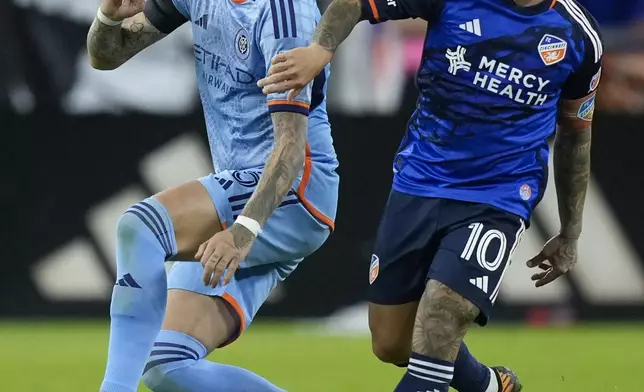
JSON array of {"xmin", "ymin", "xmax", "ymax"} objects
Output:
[{"xmin": 369, "ymin": 190, "xmax": 526, "ymax": 326}]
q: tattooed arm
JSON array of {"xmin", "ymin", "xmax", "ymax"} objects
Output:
[
  {"xmin": 229, "ymin": 113, "xmax": 308, "ymax": 247},
  {"xmin": 257, "ymin": 0, "xmax": 439, "ymax": 95},
  {"xmin": 87, "ymin": 13, "xmax": 164, "ymax": 70},
  {"xmin": 87, "ymin": 0, "xmax": 187, "ymax": 70},
  {"xmin": 526, "ymin": 95, "xmax": 595, "ymax": 288},
  {"xmin": 312, "ymin": 0, "xmax": 364, "ymax": 53},
  {"xmin": 554, "ymin": 98, "xmax": 593, "ymax": 239}
]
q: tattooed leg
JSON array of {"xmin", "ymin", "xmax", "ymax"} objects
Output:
[
  {"xmin": 412, "ymin": 280, "xmax": 479, "ymax": 361},
  {"xmin": 394, "ymin": 280, "xmax": 479, "ymax": 392}
]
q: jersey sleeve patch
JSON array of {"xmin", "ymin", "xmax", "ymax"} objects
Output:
[{"xmin": 577, "ymin": 95, "xmax": 596, "ymax": 121}]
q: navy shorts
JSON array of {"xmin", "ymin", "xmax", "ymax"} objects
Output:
[{"xmin": 369, "ymin": 190, "xmax": 526, "ymax": 326}]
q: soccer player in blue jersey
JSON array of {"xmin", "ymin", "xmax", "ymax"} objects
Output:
[
  {"xmin": 259, "ymin": 0, "xmax": 603, "ymax": 391},
  {"xmin": 86, "ymin": 0, "xmax": 337, "ymax": 390}
]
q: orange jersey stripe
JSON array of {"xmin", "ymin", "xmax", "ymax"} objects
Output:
[
  {"xmin": 267, "ymin": 100, "xmax": 310, "ymax": 109},
  {"xmin": 297, "ymin": 144, "xmax": 335, "ymax": 231},
  {"xmin": 550, "ymin": 0, "xmax": 557, "ymax": 8},
  {"xmin": 367, "ymin": 0, "xmax": 380, "ymax": 22}
]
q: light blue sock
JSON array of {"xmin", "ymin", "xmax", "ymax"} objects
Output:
[
  {"xmin": 142, "ymin": 330, "xmax": 285, "ymax": 392},
  {"xmin": 100, "ymin": 198, "xmax": 177, "ymax": 392}
]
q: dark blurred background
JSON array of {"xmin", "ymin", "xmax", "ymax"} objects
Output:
[{"xmin": 2, "ymin": 0, "xmax": 644, "ymax": 327}]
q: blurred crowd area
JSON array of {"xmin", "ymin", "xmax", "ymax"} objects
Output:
[{"xmin": 0, "ymin": 0, "xmax": 642, "ymax": 115}]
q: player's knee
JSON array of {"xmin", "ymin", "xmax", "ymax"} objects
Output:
[
  {"xmin": 371, "ymin": 337, "xmax": 409, "ymax": 365},
  {"xmin": 116, "ymin": 201, "xmax": 174, "ymax": 258}
]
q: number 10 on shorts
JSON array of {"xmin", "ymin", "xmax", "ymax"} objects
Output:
[{"xmin": 460, "ymin": 223, "xmax": 508, "ymax": 272}]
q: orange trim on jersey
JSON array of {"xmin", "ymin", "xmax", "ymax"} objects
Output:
[
  {"xmin": 550, "ymin": 0, "xmax": 557, "ymax": 8},
  {"xmin": 231, "ymin": 0, "xmax": 247, "ymax": 4},
  {"xmin": 267, "ymin": 100, "xmax": 310, "ymax": 109},
  {"xmin": 367, "ymin": 0, "xmax": 380, "ymax": 22},
  {"xmin": 220, "ymin": 221, "xmax": 228, "ymax": 230},
  {"xmin": 218, "ymin": 293, "xmax": 246, "ymax": 348},
  {"xmin": 297, "ymin": 144, "xmax": 336, "ymax": 231}
]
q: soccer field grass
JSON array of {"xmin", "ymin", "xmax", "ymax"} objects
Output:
[{"xmin": 0, "ymin": 321, "xmax": 641, "ymax": 391}]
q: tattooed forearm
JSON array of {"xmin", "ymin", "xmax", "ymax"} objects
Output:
[
  {"xmin": 233, "ymin": 113, "xmax": 307, "ymax": 247},
  {"xmin": 412, "ymin": 281, "xmax": 479, "ymax": 361},
  {"xmin": 313, "ymin": 0, "xmax": 364, "ymax": 52},
  {"xmin": 87, "ymin": 13, "xmax": 164, "ymax": 70},
  {"xmin": 554, "ymin": 125, "xmax": 592, "ymax": 239}
]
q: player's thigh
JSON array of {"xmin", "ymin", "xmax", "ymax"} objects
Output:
[
  {"xmin": 165, "ymin": 259, "xmax": 300, "ymax": 352},
  {"xmin": 368, "ymin": 301, "xmax": 418, "ymax": 363},
  {"xmin": 154, "ymin": 180, "xmax": 222, "ymax": 260},
  {"xmin": 367, "ymin": 191, "xmax": 442, "ymax": 358},
  {"xmin": 428, "ymin": 201, "xmax": 526, "ymax": 326}
]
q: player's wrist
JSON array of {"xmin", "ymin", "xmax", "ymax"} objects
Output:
[
  {"xmin": 97, "ymin": 7, "xmax": 124, "ymax": 25},
  {"xmin": 233, "ymin": 216, "xmax": 261, "ymax": 237},
  {"xmin": 309, "ymin": 43, "xmax": 334, "ymax": 63},
  {"xmin": 558, "ymin": 229, "xmax": 580, "ymax": 241}
]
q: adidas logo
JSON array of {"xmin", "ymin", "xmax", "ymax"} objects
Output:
[
  {"xmin": 195, "ymin": 14, "xmax": 209, "ymax": 29},
  {"xmin": 115, "ymin": 273, "xmax": 142, "ymax": 288},
  {"xmin": 459, "ymin": 19, "xmax": 482, "ymax": 36},
  {"xmin": 469, "ymin": 276, "xmax": 489, "ymax": 293}
]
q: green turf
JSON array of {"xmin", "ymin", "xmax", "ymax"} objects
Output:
[{"xmin": 0, "ymin": 321, "xmax": 642, "ymax": 391}]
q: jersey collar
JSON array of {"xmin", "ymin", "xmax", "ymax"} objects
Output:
[{"xmin": 501, "ymin": 0, "xmax": 554, "ymax": 15}]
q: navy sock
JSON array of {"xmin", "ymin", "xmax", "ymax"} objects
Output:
[
  {"xmin": 452, "ymin": 343, "xmax": 495, "ymax": 392},
  {"xmin": 394, "ymin": 352, "xmax": 454, "ymax": 392}
]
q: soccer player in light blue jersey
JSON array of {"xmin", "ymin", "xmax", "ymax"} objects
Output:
[
  {"xmin": 260, "ymin": 0, "xmax": 604, "ymax": 391},
  {"xmin": 87, "ymin": 0, "xmax": 337, "ymax": 390}
]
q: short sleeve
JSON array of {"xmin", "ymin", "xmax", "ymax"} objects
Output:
[
  {"xmin": 259, "ymin": 0, "xmax": 317, "ymax": 116},
  {"xmin": 144, "ymin": 0, "xmax": 189, "ymax": 34},
  {"xmin": 360, "ymin": 0, "xmax": 443, "ymax": 24},
  {"xmin": 561, "ymin": 20, "xmax": 604, "ymax": 100}
]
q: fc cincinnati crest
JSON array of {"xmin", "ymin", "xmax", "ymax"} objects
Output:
[
  {"xmin": 589, "ymin": 67, "xmax": 602, "ymax": 92},
  {"xmin": 369, "ymin": 254, "xmax": 380, "ymax": 285},
  {"xmin": 538, "ymin": 34, "xmax": 567, "ymax": 66},
  {"xmin": 235, "ymin": 29, "xmax": 250, "ymax": 60}
]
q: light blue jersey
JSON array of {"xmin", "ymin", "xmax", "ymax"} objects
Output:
[{"xmin": 143, "ymin": 0, "xmax": 339, "ymax": 335}]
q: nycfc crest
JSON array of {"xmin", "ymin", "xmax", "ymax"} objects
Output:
[
  {"xmin": 235, "ymin": 29, "xmax": 250, "ymax": 60},
  {"xmin": 538, "ymin": 34, "xmax": 567, "ymax": 66}
]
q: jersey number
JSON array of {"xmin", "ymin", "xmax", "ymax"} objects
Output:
[{"xmin": 461, "ymin": 223, "xmax": 508, "ymax": 272}]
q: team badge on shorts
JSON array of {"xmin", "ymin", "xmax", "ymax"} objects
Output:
[
  {"xmin": 589, "ymin": 67, "xmax": 602, "ymax": 92},
  {"xmin": 369, "ymin": 254, "xmax": 380, "ymax": 285},
  {"xmin": 235, "ymin": 29, "xmax": 250, "ymax": 60},
  {"xmin": 577, "ymin": 95, "xmax": 596, "ymax": 121},
  {"xmin": 519, "ymin": 184, "xmax": 532, "ymax": 201},
  {"xmin": 538, "ymin": 34, "xmax": 567, "ymax": 66}
]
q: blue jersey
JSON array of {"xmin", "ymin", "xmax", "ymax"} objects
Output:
[
  {"xmin": 144, "ymin": 0, "xmax": 338, "ymax": 227},
  {"xmin": 361, "ymin": 0, "xmax": 603, "ymax": 220}
]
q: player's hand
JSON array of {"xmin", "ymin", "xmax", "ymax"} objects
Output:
[
  {"xmin": 196, "ymin": 224, "xmax": 256, "ymax": 288},
  {"xmin": 257, "ymin": 44, "xmax": 333, "ymax": 101},
  {"xmin": 99, "ymin": 0, "xmax": 144, "ymax": 22},
  {"xmin": 527, "ymin": 235, "xmax": 578, "ymax": 288}
]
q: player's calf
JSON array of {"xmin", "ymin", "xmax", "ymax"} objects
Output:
[{"xmin": 394, "ymin": 280, "xmax": 478, "ymax": 392}]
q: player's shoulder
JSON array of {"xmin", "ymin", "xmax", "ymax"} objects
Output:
[{"xmin": 551, "ymin": 0, "xmax": 603, "ymax": 62}]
